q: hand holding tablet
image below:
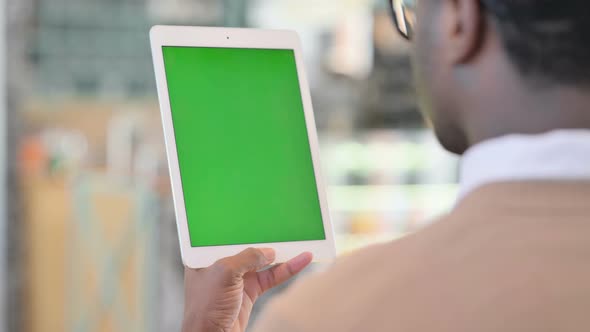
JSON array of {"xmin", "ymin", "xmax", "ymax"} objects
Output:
[
  {"xmin": 150, "ymin": 26, "xmax": 336, "ymax": 268},
  {"xmin": 182, "ymin": 248, "xmax": 313, "ymax": 332}
]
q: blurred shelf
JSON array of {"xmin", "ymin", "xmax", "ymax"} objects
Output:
[
  {"xmin": 327, "ymin": 184, "xmax": 459, "ymax": 213},
  {"xmin": 335, "ymin": 232, "xmax": 405, "ymax": 255}
]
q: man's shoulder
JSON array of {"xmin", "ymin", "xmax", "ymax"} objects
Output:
[
  {"xmin": 253, "ymin": 229, "xmax": 434, "ymax": 331},
  {"xmin": 282, "ymin": 240, "xmax": 399, "ymax": 299},
  {"xmin": 253, "ymin": 182, "xmax": 590, "ymax": 332}
]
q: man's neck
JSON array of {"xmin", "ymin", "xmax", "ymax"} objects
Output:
[{"xmin": 464, "ymin": 83, "xmax": 590, "ymax": 147}]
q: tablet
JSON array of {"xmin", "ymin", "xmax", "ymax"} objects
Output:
[{"xmin": 150, "ymin": 26, "xmax": 336, "ymax": 268}]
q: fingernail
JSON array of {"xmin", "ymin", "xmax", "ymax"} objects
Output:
[
  {"xmin": 260, "ymin": 248, "xmax": 275, "ymax": 261},
  {"xmin": 292, "ymin": 252, "xmax": 312, "ymax": 265},
  {"xmin": 287, "ymin": 252, "xmax": 313, "ymax": 271}
]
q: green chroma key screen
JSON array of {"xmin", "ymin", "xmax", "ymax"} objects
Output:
[{"xmin": 162, "ymin": 46, "xmax": 326, "ymax": 247}]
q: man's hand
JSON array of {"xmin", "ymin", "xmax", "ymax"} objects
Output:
[{"xmin": 182, "ymin": 248, "xmax": 313, "ymax": 332}]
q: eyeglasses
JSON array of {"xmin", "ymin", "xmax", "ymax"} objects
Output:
[
  {"xmin": 389, "ymin": 0, "xmax": 571, "ymax": 40},
  {"xmin": 389, "ymin": 0, "xmax": 417, "ymax": 40}
]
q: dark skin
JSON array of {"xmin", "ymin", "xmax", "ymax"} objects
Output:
[
  {"xmin": 415, "ymin": 0, "xmax": 590, "ymax": 155},
  {"xmin": 182, "ymin": 248, "xmax": 313, "ymax": 332},
  {"xmin": 183, "ymin": 0, "xmax": 590, "ymax": 331}
]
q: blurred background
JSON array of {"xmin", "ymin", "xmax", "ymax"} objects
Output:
[{"xmin": 3, "ymin": 0, "xmax": 459, "ymax": 331}]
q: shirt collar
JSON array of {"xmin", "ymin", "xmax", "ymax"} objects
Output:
[{"xmin": 458, "ymin": 129, "xmax": 590, "ymax": 200}]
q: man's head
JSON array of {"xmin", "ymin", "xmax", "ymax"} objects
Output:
[{"xmin": 391, "ymin": 0, "xmax": 590, "ymax": 154}]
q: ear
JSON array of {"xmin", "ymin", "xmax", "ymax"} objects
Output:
[{"xmin": 441, "ymin": 0, "xmax": 484, "ymax": 64}]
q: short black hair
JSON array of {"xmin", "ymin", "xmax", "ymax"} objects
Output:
[{"xmin": 483, "ymin": 0, "xmax": 590, "ymax": 85}]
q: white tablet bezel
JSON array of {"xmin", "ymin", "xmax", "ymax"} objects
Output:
[{"xmin": 150, "ymin": 25, "xmax": 336, "ymax": 268}]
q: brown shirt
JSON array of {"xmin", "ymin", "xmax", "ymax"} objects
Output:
[{"xmin": 253, "ymin": 181, "xmax": 590, "ymax": 332}]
